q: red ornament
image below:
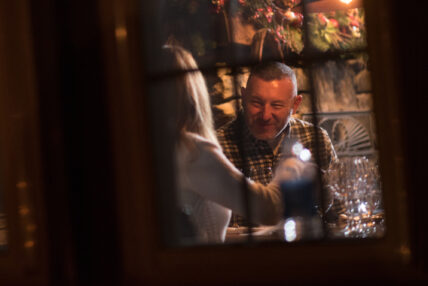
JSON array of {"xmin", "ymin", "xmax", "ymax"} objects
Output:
[
  {"xmin": 291, "ymin": 13, "xmax": 304, "ymax": 28},
  {"xmin": 264, "ymin": 6, "xmax": 274, "ymax": 23},
  {"xmin": 329, "ymin": 18, "xmax": 339, "ymax": 28},
  {"xmin": 350, "ymin": 19, "xmax": 359, "ymax": 28},
  {"xmin": 317, "ymin": 13, "xmax": 329, "ymax": 26},
  {"xmin": 284, "ymin": 9, "xmax": 297, "ymax": 21}
]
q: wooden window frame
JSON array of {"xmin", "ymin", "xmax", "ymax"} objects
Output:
[
  {"xmin": 0, "ymin": 2, "xmax": 50, "ymax": 285},
  {"xmin": 99, "ymin": 0, "xmax": 424, "ymax": 284}
]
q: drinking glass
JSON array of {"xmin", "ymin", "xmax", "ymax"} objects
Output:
[{"xmin": 324, "ymin": 157, "xmax": 385, "ymax": 238}]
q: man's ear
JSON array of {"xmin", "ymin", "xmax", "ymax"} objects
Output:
[
  {"xmin": 292, "ymin": 94, "xmax": 303, "ymax": 114},
  {"xmin": 240, "ymin": 86, "xmax": 246, "ymax": 98},
  {"xmin": 241, "ymin": 86, "xmax": 248, "ymax": 105}
]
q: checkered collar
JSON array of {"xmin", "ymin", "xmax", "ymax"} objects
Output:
[{"xmin": 238, "ymin": 112, "xmax": 292, "ymax": 154}]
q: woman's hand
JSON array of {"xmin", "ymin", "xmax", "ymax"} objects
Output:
[{"xmin": 273, "ymin": 157, "xmax": 318, "ymax": 182}]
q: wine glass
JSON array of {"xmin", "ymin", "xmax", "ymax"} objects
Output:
[{"xmin": 324, "ymin": 157, "xmax": 385, "ymax": 238}]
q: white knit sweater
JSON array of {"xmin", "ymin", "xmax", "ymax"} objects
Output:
[{"xmin": 176, "ymin": 132, "xmax": 283, "ymax": 244}]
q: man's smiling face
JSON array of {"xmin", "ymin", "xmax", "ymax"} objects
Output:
[{"xmin": 242, "ymin": 76, "xmax": 302, "ymax": 141}]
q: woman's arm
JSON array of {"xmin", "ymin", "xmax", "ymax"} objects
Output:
[{"xmin": 182, "ymin": 137, "xmax": 283, "ymax": 225}]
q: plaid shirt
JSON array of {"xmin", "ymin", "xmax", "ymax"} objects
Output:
[
  {"xmin": 217, "ymin": 115, "xmax": 337, "ymax": 186},
  {"xmin": 217, "ymin": 114, "xmax": 337, "ymax": 227}
]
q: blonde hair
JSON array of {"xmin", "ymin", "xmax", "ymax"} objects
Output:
[{"xmin": 162, "ymin": 45, "xmax": 218, "ymax": 145}]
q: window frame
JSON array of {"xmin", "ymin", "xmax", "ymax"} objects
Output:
[
  {"xmin": 0, "ymin": 2, "xmax": 49, "ymax": 285},
  {"xmin": 100, "ymin": 0, "xmax": 419, "ymax": 284}
]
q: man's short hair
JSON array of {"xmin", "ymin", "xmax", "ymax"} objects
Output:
[{"xmin": 248, "ymin": 62, "xmax": 297, "ymax": 95}]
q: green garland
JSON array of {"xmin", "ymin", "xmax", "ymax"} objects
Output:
[
  {"xmin": 308, "ymin": 9, "xmax": 366, "ymax": 52},
  {"xmin": 213, "ymin": 0, "xmax": 366, "ymax": 54}
]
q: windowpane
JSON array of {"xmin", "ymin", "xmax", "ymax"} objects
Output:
[
  {"xmin": 143, "ymin": 1, "xmax": 231, "ymax": 75},
  {"xmin": 142, "ymin": 1, "xmax": 386, "ymax": 246},
  {"xmin": 307, "ymin": 7, "xmax": 367, "ymax": 53},
  {"xmin": 303, "ymin": 56, "xmax": 385, "ymax": 238},
  {"xmin": 204, "ymin": 66, "xmax": 246, "ymax": 129}
]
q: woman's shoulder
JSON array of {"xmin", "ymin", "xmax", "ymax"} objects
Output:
[{"xmin": 183, "ymin": 132, "xmax": 221, "ymax": 152}]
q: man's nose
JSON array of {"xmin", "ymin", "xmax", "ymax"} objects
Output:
[{"xmin": 261, "ymin": 105, "xmax": 273, "ymax": 121}]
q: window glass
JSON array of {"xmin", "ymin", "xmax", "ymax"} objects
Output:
[
  {"xmin": 303, "ymin": 56, "xmax": 384, "ymax": 238},
  {"xmin": 143, "ymin": 0, "xmax": 229, "ymax": 75},
  {"xmin": 307, "ymin": 8, "xmax": 366, "ymax": 53},
  {"xmin": 143, "ymin": 0, "xmax": 385, "ymax": 246}
]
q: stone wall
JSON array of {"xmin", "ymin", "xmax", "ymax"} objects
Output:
[
  {"xmin": 296, "ymin": 57, "xmax": 372, "ymax": 116},
  {"xmin": 210, "ymin": 56, "xmax": 373, "ymax": 127}
]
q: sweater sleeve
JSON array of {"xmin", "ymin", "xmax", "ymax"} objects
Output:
[{"xmin": 182, "ymin": 136, "xmax": 283, "ymax": 225}]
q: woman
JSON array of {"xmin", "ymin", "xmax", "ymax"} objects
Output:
[{"xmin": 162, "ymin": 45, "xmax": 304, "ymax": 244}]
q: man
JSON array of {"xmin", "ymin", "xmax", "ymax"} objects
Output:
[{"xmin": 217, "ymin": 62, "xmax": 337, "ymax": 187}]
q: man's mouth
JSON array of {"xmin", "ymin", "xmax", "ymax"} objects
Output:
[
  {"xmin": 256, "ymin": 121, "xmax": 273, "ymax": 127},
  {"xmin": 255, "ymin": 123, "xmax": 275, "ymax": 132}
]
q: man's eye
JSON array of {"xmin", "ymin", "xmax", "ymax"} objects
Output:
[
  {"xmin": 272, "ymin": 104, "xmax": 284, "ymax": 109},
  {"xmin": 251, "ymin": 101, "xmax": 263, "ymax": 107}
]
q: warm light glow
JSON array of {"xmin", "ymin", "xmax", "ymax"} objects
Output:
[
  {"xmin": 16, "ymin": 181, "xmax": 28, "ymax": 189},
  {"xmin": 291, "ymin": 142, "xmax": 304, "ymax": 156},
  {"xmin": 340, "ymin": 0, "xmax": 353, "ymax": 4},
  {"xmin": 358, "ymin": 202, "xmax": 368, "ymax": 214},
  {"xmin": 26, "ymin": 224, "xmax": 37, "ymax": 232},
  {"xmin": 115, "ymin": 27, "xmax": 127, "ymax": 39},
  {"xmin": 24, "ymin": 240, "xmax": 35, "ymax": 248},
  {"xmin": 291, "ymin": 142, "xmax": 311, "ymax": 162},
  {"xmin": 284, "ymin": 219, "xmax": 297, "ymax": 242},
  {"xmin": 299, "ymin": 149, "xmax": 311, "ymax": 162},
  {"xmin": 19, "ymin": 206, "xmax": 30, "ymax": 216}
]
